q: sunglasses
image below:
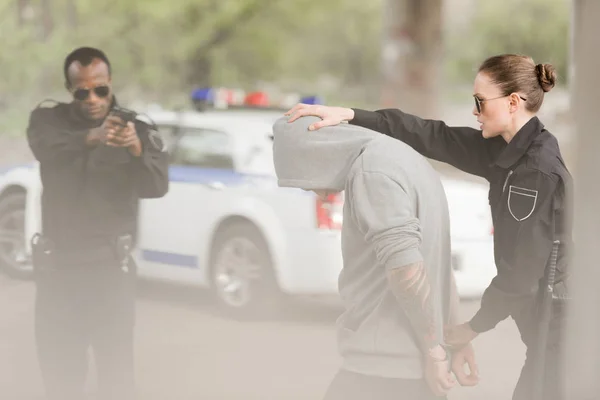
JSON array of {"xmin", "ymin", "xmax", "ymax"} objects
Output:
[
  {"xmin": 72, "ymin": 85, "xmax": 110, "ymax": 101},
  {"xmin": 473, "ymin": 94, "xmax": 527, "ymax": 114}
]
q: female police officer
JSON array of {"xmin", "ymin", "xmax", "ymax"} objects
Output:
[{"xmin": 285, "ymin": 54, "xmax": 573, "ymax": 400}]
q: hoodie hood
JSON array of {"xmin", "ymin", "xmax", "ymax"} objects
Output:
[{"xmin": 272, "ymin": 116, "xmax": 377, "ymax": 191}]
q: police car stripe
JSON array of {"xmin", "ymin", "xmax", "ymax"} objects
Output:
[
  {"xmin": 168, "ymin": 165, "xmax": 247, "ymax": 185},
  {"xmin": 168, "ymin": 165, "xmax": 278, "ymax": 189},
  {"xmin": 141, "ymin": 249, "xmax": 198, "ymax": 268},
  {"xmin": 142, "ymin": 166, "xmax": 269, "ymax": 268}
]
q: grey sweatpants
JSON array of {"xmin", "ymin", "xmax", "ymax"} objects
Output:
[{"xmin": 323, "ymin": 369, "xmax": 445, "ymax": 400}]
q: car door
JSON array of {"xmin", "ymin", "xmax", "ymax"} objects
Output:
[{"xmin": 136, "ymin": 125, "xmax": 238, "ymax": 285}]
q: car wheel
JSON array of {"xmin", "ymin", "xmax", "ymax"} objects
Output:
[
  {"xmin": 0, "ymin": 192, "xmax": 33, "ymax": 279},
  {"xmin": 210, "ymin": 223, "xmax": 281, "ymax": 319}
]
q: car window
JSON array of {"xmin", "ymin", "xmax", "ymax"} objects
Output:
[
  {"xmin": 170, "ymin": 128, "xmax": 234, "ymax": 170},
  {"xmin": 240, "ymin": 137, "xmax": 276, "ymax": 176}
]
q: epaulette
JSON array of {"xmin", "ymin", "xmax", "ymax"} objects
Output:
[
  {"xmin": 34, "ymin": 99, "xmax": 64, "ymax": 110},
  {"xmin": 147, "ymin": 128, "xmax": 168, "ymax": 152},
  {"xmin": 128, "ymin": 112, "xmax": 165, "ymax": 152},
  {"xmin": 133, "ymin": 112, "xmax": 158, "ymax": 131}
]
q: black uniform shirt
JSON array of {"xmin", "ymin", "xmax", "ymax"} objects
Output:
[
  {"xmin": 350, "ymin": 108, "xmax": 573, "ymax": 334},
  {"xmin": 26, "ymin": 99, "xmax": 169, "ymax": 264}
]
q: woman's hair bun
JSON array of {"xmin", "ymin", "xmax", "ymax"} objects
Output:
[{"xmin": 536, "ymin": 63, "xmax": 557, "ymax": 92}]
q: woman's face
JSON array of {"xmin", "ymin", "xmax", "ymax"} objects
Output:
[{"xmin": 472, "ymin": 72, "xmax": 513, "ymax": 139}]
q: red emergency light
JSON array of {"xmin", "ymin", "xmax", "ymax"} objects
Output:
[{"xmin": 244, "ymin": 91, "xmax": 270, "ymax": 107}]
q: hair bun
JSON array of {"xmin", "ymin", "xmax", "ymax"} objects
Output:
[{"xmin": 536, "ymin": 63, "xmax": 557, "ymax": 92}]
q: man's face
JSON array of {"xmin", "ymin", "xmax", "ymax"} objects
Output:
[{"xmin": 66, "ymin": 58, "xmax": 112, "ymax": 121}]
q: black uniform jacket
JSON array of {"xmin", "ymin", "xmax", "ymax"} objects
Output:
[
  {"xmin": 351, "ymin": 108, "xmax": 573, "ymax": 334},
  {"xmin": 26, "ymin": 98, "xmax": 169, "ymax": 265}
]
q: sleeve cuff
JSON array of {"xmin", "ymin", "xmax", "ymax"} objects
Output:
[
  {"xmin": 384, "ymin": 248, "xmax": 424, "ymax": 271},
  {"xmin": 468, "ymin": 308, "xmax": 500, "ymax": 334},
  {"xmin": 350, "ymin": 108, "xmax": 381, "ymax": 130}
]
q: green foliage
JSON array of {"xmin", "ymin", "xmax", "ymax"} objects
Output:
[
  {"xmin": 445, "ymin": 0, "xmax": 570, "ymax": 85},
  {"xmin": 0, "ymin": 0, "xmax": 383, "ymax": 135},
  {"xmin": 0, "ymin": 0, "xmax": 571, "ymax": 136}
]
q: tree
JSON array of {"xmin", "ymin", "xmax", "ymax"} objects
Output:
[
  {"xmin": 445, "ymin": 0, "xmax": 570, "ymax": 86},
  {"xmin": 184, "ymin": 0, "xmax": 281, "ymax": 88},
  {"xmin": 381, "ymin": 0, "xmax": 443, "ymax": 117},
  {"xmin": 16, "ymin": 0, "xmax": 31, "ymax": 27},
  {"xmin": 0, "ymin": 0, "xmax": 385, "ymax": 134}
]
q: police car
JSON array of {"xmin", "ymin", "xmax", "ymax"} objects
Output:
[{"xmin": 0, "ymin": 89, "xmax": 496, "ymax": 315}]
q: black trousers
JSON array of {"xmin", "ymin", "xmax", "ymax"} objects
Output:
[
  {"xmin": 323, "ymin": 369, "xmax": 445, "ymax": 400},
  {"xmin": 34, "ymin": 258, "xmax": 136, "ymax": 400},
  {"xmin": 512, "ymin": 301, "xmax": 565, "ymax": 400}
]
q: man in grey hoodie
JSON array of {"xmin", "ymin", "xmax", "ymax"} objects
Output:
[{"xmin": 272, "ymin": 115, "xmax": 478, "ymax": 399}]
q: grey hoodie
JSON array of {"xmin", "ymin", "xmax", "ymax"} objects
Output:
[{"xmin": 272, "ymin": 116, "xmax": 452, "ymax": 379}]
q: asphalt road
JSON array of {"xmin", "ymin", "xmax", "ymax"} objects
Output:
[{"xmin": 0, "ymin": 274, "xmax": 525, "ymax": 400}]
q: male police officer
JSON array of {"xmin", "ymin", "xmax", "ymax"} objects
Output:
[{"xmin": 26, "ymin": 47, "xmax": 169, "ymax": 400}]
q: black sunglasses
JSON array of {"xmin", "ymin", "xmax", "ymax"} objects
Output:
[
  {"xmin": 473, "ymin": 94, "xmax": 527, "ymax": 114},
  {"xmin": 72, "ymin": 85, "xmax": 110, "ymax": 101}
]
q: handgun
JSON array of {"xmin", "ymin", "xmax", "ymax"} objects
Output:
[{"xmin": 110, "ymin": 106, "xmax": 138, "ymax": 126}]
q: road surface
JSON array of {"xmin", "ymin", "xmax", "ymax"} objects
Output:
[{"xmin": 0, "ymin": 274, "xmax": 525, "ymax": 400}]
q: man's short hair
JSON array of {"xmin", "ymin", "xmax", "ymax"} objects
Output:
[{"xmin": 63, "ymin": 47, "xmax": 111, "ymax": 84}]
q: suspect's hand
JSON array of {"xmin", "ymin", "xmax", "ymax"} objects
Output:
[{"xmin": 424, "ymin": 346, "xmax": 456, "ymax": 397}]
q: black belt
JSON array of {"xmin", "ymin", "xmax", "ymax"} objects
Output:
[{"xmin": 31, "ymin": 233, "xmax": 133, "ymax": 270}]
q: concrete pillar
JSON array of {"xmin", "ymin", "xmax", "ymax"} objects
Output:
[{"xmin": 564, "ymin": 1, "xmax": 600, "ymax": 398}]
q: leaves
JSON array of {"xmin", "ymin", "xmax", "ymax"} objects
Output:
[
  {"xmin": 446, "ymin": 0, "xmax": 569, "ymax": 85},
  {"xmin": 1, "ymin": 0, "xmax": 383, "ymax": 103},
  {"xmin": 0, "ymin": 0, "xmax": 569, "ymax": 136}
]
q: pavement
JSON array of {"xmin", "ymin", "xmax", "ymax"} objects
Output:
[{"xmin": 0, "ymin": 273, "xmax": 526, "ymax": 400}]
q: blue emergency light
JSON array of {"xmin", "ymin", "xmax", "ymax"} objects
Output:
[
  {"xmin": 191, "ymin": 88, "xmax": 216, "ymax": 111},
  {"xmin": 191, "ymin": 88, "xmax": 214, "ymax": 102},
  {"xmin": 299, "ymin": 96, "xmax": 323, "ymax": 105}
]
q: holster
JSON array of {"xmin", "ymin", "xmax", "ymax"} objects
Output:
[
  {"xmin": 30, "ymin": 233, "xmax": 56, "ymax": 273},
  {"xmin": 113, "ymin": 234, "xmax": 133, "ymax": 270},
  {"xmin": 552, "ymin": 280, "xmax": 571, "ymax": 302},
  {"xmin": 31, "ymin": 233, "xmax": 134, "ymax": 272}
]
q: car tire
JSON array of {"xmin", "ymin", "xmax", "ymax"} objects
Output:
[
  {"xmin": 209, "ymin": 223, "xmax": 281, "ymax": 319},
  {"xmin": 0, "ymin": 192, "xmax": 33, "ymax": 279}
]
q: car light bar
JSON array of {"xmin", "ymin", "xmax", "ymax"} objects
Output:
[{"xmin": 191, "ymin": 87, "xmax": 323, "ymax": 111}]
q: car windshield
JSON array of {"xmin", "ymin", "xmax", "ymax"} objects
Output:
[{"xmin": 237, "ymin": 134, "xmax": 276, "ymax": 177}]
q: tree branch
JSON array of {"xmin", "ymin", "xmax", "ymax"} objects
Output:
[
  {"xmin": 186, "ymin": 0, "xmax": 280, "ymax": 86},
  {"xmin": 196, "ymin": 0, "xmax": 279, "ymax": 54}
]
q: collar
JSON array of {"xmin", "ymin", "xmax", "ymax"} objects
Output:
[{"xmin": 494, "ymin": 116, "xmax": 544, "ymax": 169}]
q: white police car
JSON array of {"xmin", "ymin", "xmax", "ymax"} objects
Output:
[{"xmin": 0, "ymin": 92, "xmax": 496, "ymax": 316}]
